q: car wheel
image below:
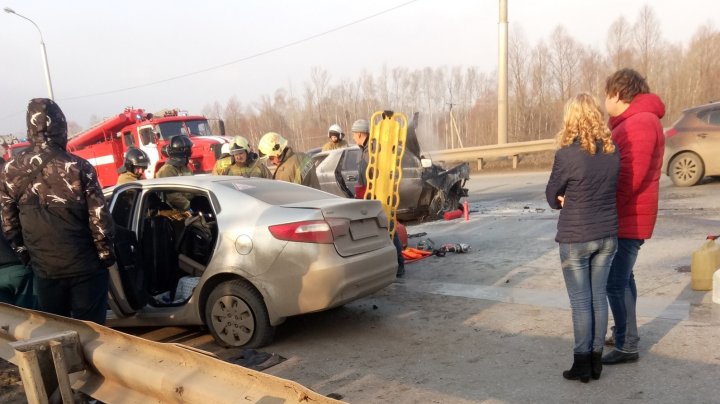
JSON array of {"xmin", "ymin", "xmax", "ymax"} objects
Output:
[
  {"xmin": 669, "ymin": 152, "xmax": 704, "ymax": 187},
  {"xmin": 429, "ymin": 192, "xmax": 459, "ymax": 218},
  {"xmin": 205, "ymin": 280, "xmax": 274, "ymax": 348}
]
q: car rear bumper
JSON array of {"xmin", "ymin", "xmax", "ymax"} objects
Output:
[{"xmin": 257, "ymin": 243, "xmax": 398, "ymax": 324}]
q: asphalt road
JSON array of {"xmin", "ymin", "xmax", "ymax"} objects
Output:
[{"xmin": 134, "ymin": 171, "xmax": 720, "ymax": 403}]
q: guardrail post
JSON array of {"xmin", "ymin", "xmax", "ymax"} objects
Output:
[
  {"xmin": 477, "ymin": 158, "xmax": 484, "ymax": 171},
  {"xmin": 512, "ymin": 155, "xmax": 519, "ymax": 169},
  {"xmin": 9, "ymin": 331, "xmax": 86, "ymax": 404}
]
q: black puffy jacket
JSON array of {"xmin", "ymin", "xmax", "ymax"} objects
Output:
[{"xmin": 545, "ymin": 141, "xmax": 620, "ymax": 244}]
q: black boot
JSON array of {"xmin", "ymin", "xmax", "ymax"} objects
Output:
[
  {"xmin": 591, "ymin": 350, "xmax": 603, "ymax": 380},
  {"xmin": 563, "ymin": 353, "xmax": 591, "ymax": 383}
]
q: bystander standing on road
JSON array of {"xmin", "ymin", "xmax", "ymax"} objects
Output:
[
  {"xmin": 0, "ymin": 98, "xmax": 115, "ymax": 324},
  {"xmin": 602, "ymin": 68, "xmax": 665, "ymax": 365},
  {"xmin": 546, "ymin": 93, "xmax": 620, "ymax": 383}
]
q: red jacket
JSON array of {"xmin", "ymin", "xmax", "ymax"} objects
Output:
[{"xmin": 608, "ymin": 93, "xmax": 665, "ymax": 239}]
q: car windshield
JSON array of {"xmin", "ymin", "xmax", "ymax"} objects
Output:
[
  {"xmin": 218, "ymin": 180, "xmax": 333, "ymax": 205},
  {"xmin": 157, "ymin": 120, "xmax": 213, "ymax": 140}
]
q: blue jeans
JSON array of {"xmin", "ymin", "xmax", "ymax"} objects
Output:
[
  {"xmin": 606, "ymin": 238, "xmax": 644, "ymax": 353},
  {"xmin": 560, "ymin": 237, "xmax": 617, "ymax": 353}
]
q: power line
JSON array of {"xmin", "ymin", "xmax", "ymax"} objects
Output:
[{"xmin": 61, "ymin": 0, "xmax": 421, "ymax": 101}]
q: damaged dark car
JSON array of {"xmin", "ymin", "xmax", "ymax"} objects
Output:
[{"xmin": 312, "ymin": 113, "xmax": 469, "ymax": 220}]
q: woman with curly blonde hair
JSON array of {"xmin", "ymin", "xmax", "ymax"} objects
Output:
[{"xmin": 546, "ymin": 93, "xmax": 620, "ymax": 383}]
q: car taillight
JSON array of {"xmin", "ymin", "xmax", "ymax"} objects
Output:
[
  {"xmin": 665, "ymin": 127, "xmax": 677, "ymax": 138},
  {"xmin": 269, "ymin": 220, "xmax": 340, "ymax": 244}
]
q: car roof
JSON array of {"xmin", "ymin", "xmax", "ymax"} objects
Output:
[
  {"xmin": 683, "ymin": 100, "xmax": 720, "ymax": 113},
  {"xmin": 112, "ymin": 175, "xmax": 282, "ymax": 190},
  {"xmin": 107, "ymin": 175, "xmax": 340, "ymax": 213},
  {"xmin": 313, "ymin": 145, "xmax": 360, "ymax": 157}
]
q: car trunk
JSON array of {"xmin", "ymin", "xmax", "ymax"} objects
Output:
[{"xmin": 281, "ymin": 199, "xmax": 391, "ymax": 257}]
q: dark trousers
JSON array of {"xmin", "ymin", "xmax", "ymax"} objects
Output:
[
  {"xmin": 393, "ymin": 232, "xmax": 405, "ymax": 269},
  {"xmin": 34, "ymin": 268, "xmax": 109, "ymax": 325}
]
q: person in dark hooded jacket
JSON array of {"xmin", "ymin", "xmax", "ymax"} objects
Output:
[{"xmin": 0, "ymin": 98, "xmax": 115, "ymax": 324}]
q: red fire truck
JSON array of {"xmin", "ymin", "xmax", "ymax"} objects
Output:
[{"xmin": 60, "ymin": 107, "xmax": 229, "ymax": 187}]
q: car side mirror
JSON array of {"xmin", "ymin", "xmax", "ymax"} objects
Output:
[{"xmin": 421, "ymin": 158, "xmax": 433, "ymax": 168}]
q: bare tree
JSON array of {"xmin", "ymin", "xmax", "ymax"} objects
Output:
[
  {"xmin": 606, "ymin": 16, "xmax": 634, "ymax": 69},
  {"xmin": 632, "ymin": 5, "xmax": 662, "ymax": 79}
]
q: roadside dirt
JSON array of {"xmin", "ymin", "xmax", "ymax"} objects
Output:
[{"xmin": 0, "ymin": 359, "xmax": 25, "ymax": 404}]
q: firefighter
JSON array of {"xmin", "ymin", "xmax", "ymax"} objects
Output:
[
  {"xmin": 0, "ymin": 98, "xmax": 115, "ymax": 323},
  {"xmin": 224, "ymin": 136, "xmax": 272, "ymax": 178},
  {"xmin": 156, "ymin": 135, "xmax": 194, "ymax": 210},
  {"xmin": 211, "ymin": 142, "xmax": 233, "ymax": 175},
  {"xmin": 117, "ymin": 147, "xmax": 149, "ymax": 184},
  {"xmin": 258, "ymin": 132, "xmax": 319, "ymax": 188},
  {"xmin": 321, "ymin": 123, "xmax": 348, "ymax": 151}
]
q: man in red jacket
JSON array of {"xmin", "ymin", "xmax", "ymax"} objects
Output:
[{"xmin": 602, "ymin": 69, "xmax": 665, "ymax": 365}]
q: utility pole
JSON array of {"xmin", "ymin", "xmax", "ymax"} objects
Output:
[{"xmin": 497, "ymin": 0, "xmax": 508, "ymax": 144}]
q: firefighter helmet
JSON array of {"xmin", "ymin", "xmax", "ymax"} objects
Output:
[
  {"xmin": 258, "ymin": 132, "xmax": 288, "ymax": 157},
  {"xmin": 328, "ymin": 123, "xmax": 344, "ymax": 140},
  {"xmin": 124, "ymin": 147, "xmax": 149, "ymax": 171},
  {"xmin": 164, "ymin": 135, "xmax": 193, "ymax": 158},
  {"xmin": 230, "ymin": 136, "xmax": 250, "ymax": 154},
  {"xmin": 220, "ymin": 142, "xmax": 231, "ymax": 156}
]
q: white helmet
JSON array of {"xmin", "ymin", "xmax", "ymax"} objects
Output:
[
  {"xmin": 328, "ymin": 123, "xmax": 344, "ymax": 139},
  {"xmin": 230, "ymin": 136, "xmax": 250, "ymax": 154},
  {"xmin": 220, "ymin": 143, "xmax": 231, "ymax": 156},
  {"xmin": 258, "ymin": 132, "xmax": 288, "ymax": 157}
]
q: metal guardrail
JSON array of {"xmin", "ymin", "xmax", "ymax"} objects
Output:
[
  {"xmin": 426, "ymin": 139, "xmax": 556, "ymax": 169},
  {"xmin": 0, "ymin": 303, "xmax": 343, "ymax": 404}
]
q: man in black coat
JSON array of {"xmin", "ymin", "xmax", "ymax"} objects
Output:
[{"xmin": 0, "ymin": 98, "xmax": 115, "ymax": 324}]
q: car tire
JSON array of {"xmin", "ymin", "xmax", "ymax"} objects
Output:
[
  {"xmin": 205, "ymin": 280, "xmax": 275, "ymax": 348},
  {"xmin": 429, "ymin": 191, "xmax": 460, "ymax": 218},
  {"xmin": 669, "ymin": 152, "xmax": 704, "ymax": 187}
]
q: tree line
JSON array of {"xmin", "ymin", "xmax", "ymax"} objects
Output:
[{"xmin": 204, "ymin": 5, "xmax": 717, "ymax": 152}]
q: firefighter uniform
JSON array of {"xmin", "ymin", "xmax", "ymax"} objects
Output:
[
  {"xmin": 321, "ymin": 139, "xmax": 348, "ymax": 151},
  {"xmin": 156, "ymin": 163, "xmax": 193, "ymax": 210},
  {"xmin": 273, "ymin": 148, "xmax": 320, "ymax": 188},
  {"xmin": 116, "ymin": 171, "xmax": 140, "ymax": 185},
  {"xmin": 225, "ymin": 160, "xmax": 272, "ymax": 178},
  {"xmin": 212, "ymin": 155, "xmax": 233, "ymax": 175}
]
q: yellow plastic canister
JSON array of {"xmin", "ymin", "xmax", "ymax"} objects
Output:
[{"xmin": 691, "ymin": 239, "xmax": 720, "ymax": 291}]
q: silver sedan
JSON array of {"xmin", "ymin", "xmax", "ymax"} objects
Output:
[{"xmin": 105, "ymin": 176, "xmax": 398, "ymax": 347}]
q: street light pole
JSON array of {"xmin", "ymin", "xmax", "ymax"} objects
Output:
[{"xmin": 4, "ymin": 7, "xmax": 55, "ymax": 100}]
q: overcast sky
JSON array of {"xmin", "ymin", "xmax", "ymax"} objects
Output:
[{"xmin": 1, "ymin": 0, "xmax": 717, "ymax": 135}]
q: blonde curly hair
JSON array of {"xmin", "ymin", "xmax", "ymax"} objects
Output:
[{"xmin": 556, "ymin": 93, "xmax": 615, "ymax": 155}]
